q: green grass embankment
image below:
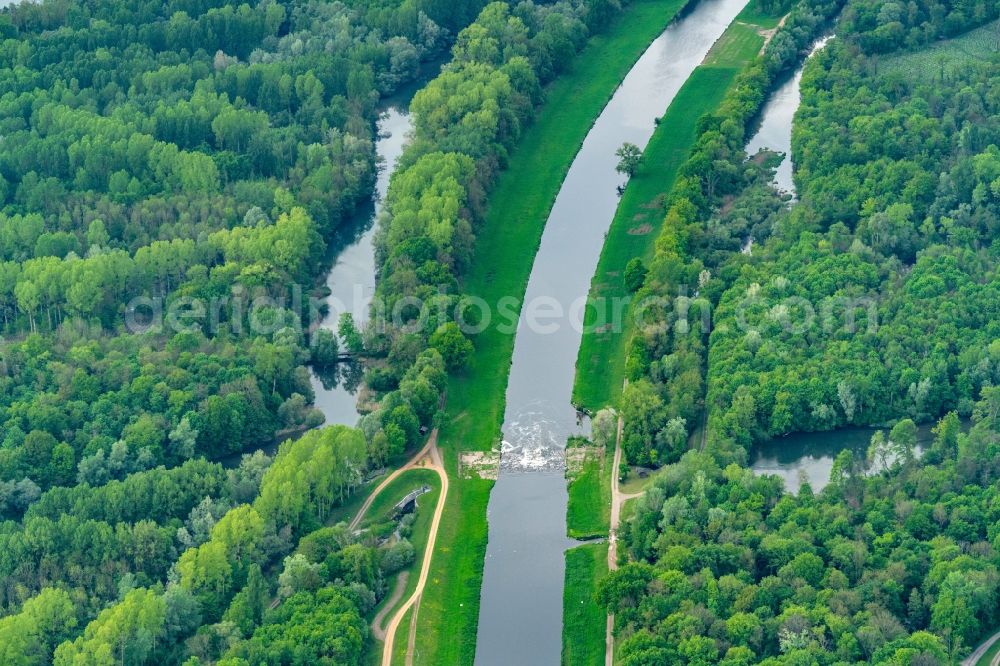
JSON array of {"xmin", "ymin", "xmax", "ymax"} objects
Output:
[
  {"xmin": 573, "ymin": 11, "xmax": 773, "ymax": 412},
  {"xmin": 562, "ymin": 543, "xmax": 610, "ymax": 666},
  {"xmin": 410, "ymin": 0, "xmax": 696, "ymax": 663},
  {"xmin": 566, "ymin": 447, "xmax": 613, "ymax": 539},
  {"xmin": 359, "ymin": 469, "xmax": 441, "ymax": 664}
]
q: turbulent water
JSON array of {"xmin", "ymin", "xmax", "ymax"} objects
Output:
[{"xmin": 474, "ymin": 0, "xmax": 754, "ymax": 662}]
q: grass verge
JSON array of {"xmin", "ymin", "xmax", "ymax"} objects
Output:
[
  {"xmin": 562, "ymin": 543, "xmax": 610, "ymax": 666},
  {"xmin": 411, "ymin": 0, "xmax": 694, "ymax": 663},
  {"xmin": 566, "ymin": 448, "xmax": 612, "ymax": 539},
  {"xmin": 356, "ymin": 468, "xmax": 440, "ymax": 531},
  {"xmin": 390, "ymin": 606, "xmax": 414, "ymax": 666},
  {"xmin": 361, "ymin": 469, "xmax": 441, "ymax": 663},
  {"xmin": 573, "ymin": 12, "xmax": 770, "ymax": 412}
]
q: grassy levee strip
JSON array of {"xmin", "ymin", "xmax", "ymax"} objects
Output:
[
  {"xmin": 567, "ymin": 450, "xmax": 612, "ymax": 539},
  {"xmin": 562, "ymin": 543, "xmax": 610, "ymax": 666},
  {"xmin": 410, "ymin": 1, "xmax": 693, "ymax": 663},
  {"xmin": 573, "ymin": 15, "xmax": 769, "ymax": 412}
]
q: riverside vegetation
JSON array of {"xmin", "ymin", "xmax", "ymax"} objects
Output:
[
  {"xmin": 0, "ymin": 0, "xmax": 478, "ymax": 663},
  {"xmin": 593, "ymin": 0, "xmax": 1000, "ymax": 660},
  {"xmin": 0, "ymin": 0, "xmax": 697, "ymax": 664},
  {"xmin": 4, "ymin": 0, "xmax": 1000, "ymax": 662}
]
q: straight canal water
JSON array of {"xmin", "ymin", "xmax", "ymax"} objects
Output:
[{"xmin": 474, "ymin": 0, "xmax": 753, "ymax": 662}]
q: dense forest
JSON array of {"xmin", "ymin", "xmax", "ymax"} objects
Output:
[
  {"xmin": 604, "ymin": 0, "xmax": 1000, "ymax": 660},
  {"xmin": 0, "ymin": 0, "xmax": 659, "ymax": 663},
  {"xmin": 358, "ymin": 0, "xmax": 630, "ymax": 463},
  {"xmin": 616, "ymin": 0, "xmax": 1000, "ymax": 466},
  {"xmin": 4, "ymin": 0, "xmax": 1000, "ymax": 659},
  {"xmin": 607, "ymin": 407, "xmax": 1000, "ymax": 664},
  {"xmin": 0, "ymin": 0, "xmax": 470, "ymax": 661},
  {"xmin": 0, "ymin": 0, "xmax": 500, "ymax": 482},
  {"xmin": 0, "ymin": 0, "xmax": 458, "ymax": 499}
]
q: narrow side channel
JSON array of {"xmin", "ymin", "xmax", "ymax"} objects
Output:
[
  {"xmin": 308, "ymin": 107, "xmax": 412, "ymax": 426},
  {"xmin": 745, "ymin": 35, "xmax": 833, "ymax": 198}
]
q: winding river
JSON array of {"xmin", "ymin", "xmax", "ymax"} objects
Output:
[
  {"xmin": 220, "ymin": 105, "xmax": 411, "ymax": 469},
  {"xmin": 745, "ymin": 35, "xmax": 833, "ymax": 197},
  {"xmin": 749, "ymin": 424, "xmax": 935, "ymax": 493},
  {"xmin": 474, "ymin": 0, "xmax": 751, "ymax": 662},
  {"xmin": 308, "ymin": 106, "xmax": 411, "ymax": 426},
  {"xmin": 742, "ymin": 35, "xmax": 970, "ymax": 495}
]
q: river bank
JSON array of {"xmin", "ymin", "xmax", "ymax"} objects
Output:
[
  {"xmin": 562, "ymin": 9, "xmax": 783, "ymax": 662},
  {"xmin": 572, "ymin": 7, "xmax": 782, "ymax": 413},
  {"xmin": 307, "ymin": 106, "xmax": 412, "ymax": 427},
  {"xmin": 474, "ymin": 0, "xmax": 754, "ymax": 662},
  {"xmin": 406, "ymin": 0, "xmax": 704, "ymax": 663}
]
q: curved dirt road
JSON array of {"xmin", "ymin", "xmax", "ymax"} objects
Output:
[
  {"xmin": 381, "ymin": 436, "xmax": 448, "ymax": 666},
  {"xmin": 964, "ymin": 630, "xmax": 1000, "ymax": 666},
  {"xmin": 349, "ymin": 437, "xmax": 437, "ymax": 531}
]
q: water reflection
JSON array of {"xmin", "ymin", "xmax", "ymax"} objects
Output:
[
  {"xmin": 745, "ymin": 35, "xmax": 833, "ymax": 197},
  {"xmin": 311, "ymin": 359, "xmax": 364, "ymax": 395},
  {"xmin": 218, "ymin": 107, "xmax": 412, "ymax": 469},
  {"xmin": 749, "ymin": 423, "xmax": 937, "ymax": 493},
  {"xmin": 307, "ymin": 107, "xmax": 412, "ymax": 427}
]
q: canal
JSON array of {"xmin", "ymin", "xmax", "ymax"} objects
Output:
[{"xmin": 474, "ymin": 0, "xmax": 753, "ymax": 662}]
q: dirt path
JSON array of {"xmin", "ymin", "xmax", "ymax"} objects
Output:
[
  {"xmin": 405, "ymin": 601, "xmax": 419, "ymax": 666},
  {"xmin": 758, "ymin": 12, "xmax": 789, "ymax": 52},
  {"xmin": 963, "ymin": 629, "xmax": 1000, "ymax": 666},
  {"xmin": 372, "ymin": 572, "xmax": 409, "ymax": 641},
  {"xmin": 349, "ymin": 437, "xmax": 437, "ymax": 531},
  {"xmin": 606, "ymin": 408, "xmax": 644, "ymax": 665},
  {"xmin": 381, "ymin": 434, "xmax": 448, "ymax": 666},
  {"xmin": 698, "ymin": 405, "xmax": 709, "ymax": 452}
]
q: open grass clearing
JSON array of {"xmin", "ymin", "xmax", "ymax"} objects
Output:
[{"xmin": 880, "ymin": 19, "xmax": 999, "ymax": 82}]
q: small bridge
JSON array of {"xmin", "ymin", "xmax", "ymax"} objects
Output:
[{"xmin": 391, "ymin": 485, "xmax": 432, "ymax": 517}]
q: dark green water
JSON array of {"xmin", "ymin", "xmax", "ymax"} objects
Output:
[{"xmin": 749, "ymin": 423, "xmax": 937, "ymax": 492}]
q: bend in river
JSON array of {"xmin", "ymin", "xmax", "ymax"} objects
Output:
[
  {"xmin": 220, "ymin": 106, "xmax": 411, "ymax": 469},
  {"xmin": 745, "ymin": 35, "xmax": 833, "ymax": 198},
  {"xmin": 749, "ymin": 424, "xmax": 933, "ymax": 493},
  {"xmin": 474, "ymin": 0, "xmax": 752, "ymax": 662}
]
